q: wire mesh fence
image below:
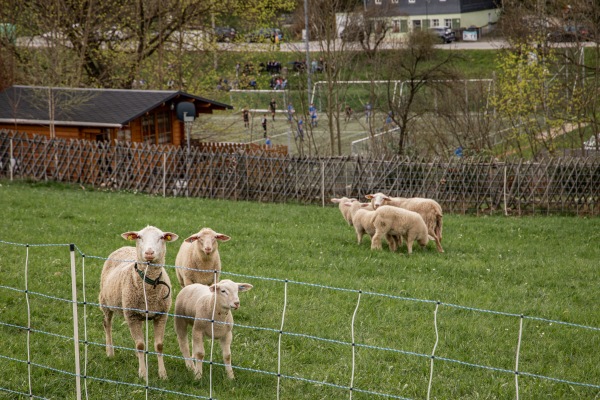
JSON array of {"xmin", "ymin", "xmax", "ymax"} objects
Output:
[
  {"xmin": 1, "ymin": 240, "xmax": 599, "ymax": 399},
  {"xmin": 1, "ymin": 130, "xmax": 599, "ymax": 215}
]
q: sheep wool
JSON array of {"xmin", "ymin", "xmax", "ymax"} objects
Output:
[
  {"xmin": 344, "ymin": 200, "xmax": 399, "ymax": 250},
  {"xmin": 372, "ymin": 205, "xmax": 430, "ymax": 254},
  {"xmin": 174, "ymin": 280, "xmax": 253, "ymax": 380},
  {"xmin": 366, "ymin": 192, "xmax": 444, "ymax": 253},
  {"xmin": 175, "ymin": 227, "xmax": 231, "ymax": 287},
  {"xmin": 330, "ymin": 197, "xmax": 357, "ymax": 225},
  {"xmin": 99, "ymin": 225, "xmax": 179, "ymax": 380}
]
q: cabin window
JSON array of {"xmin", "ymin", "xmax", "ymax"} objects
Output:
[
  {"xmin": 142, "ymin": 111, "xmax": 172, "ymax": 145},
  {"xmin": 142, "ymin": 115, "xmax": 154, "ymax": 144},
  {"xmin": 156, "ymin": 111, "xmax": 172, "ymax": 144}
]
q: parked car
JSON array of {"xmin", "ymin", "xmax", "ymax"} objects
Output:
[
  {"xmin": 245, "ymin": 28, "xmax": 283, "ymax": 43},
  {"xmin": 429, "ymin": 27, "xmax": 456, "ymax": 44},
  {"xmin": 213, "ymin": 27, "xmax": 237, "ymax": 42}
]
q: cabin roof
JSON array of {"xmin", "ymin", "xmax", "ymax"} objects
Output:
[{"xmin": 0, "ymin": 85, "xmax": 233, "ymax": 128}]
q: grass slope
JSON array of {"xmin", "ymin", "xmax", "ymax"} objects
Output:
[{"xmin": 0, "ymin": 180, "xmax": 598, "ymax": 399}]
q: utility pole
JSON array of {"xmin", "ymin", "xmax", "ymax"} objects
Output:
[{"xmin": 304, "ymin": 0, "xmax": 311, "ymax": 110}]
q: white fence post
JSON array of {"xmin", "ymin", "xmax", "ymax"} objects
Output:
[{"xmin": 69, "ymin": 244, "xmax": 82, "ymax": 400}]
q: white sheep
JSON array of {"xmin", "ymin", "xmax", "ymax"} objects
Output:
[
  {"xmin": 330, "ymin": 197, "xmax": 357, "ymax": 225},
  {"xmin": 366, "ymin": 192, "xmax": 444, "ymax": 253},
  {"xmin": 174, "ymin": 279, "xmax": 253, "ymax": 380},
  {"xmin": 344, "ymin": 200, "xmax": 399, "ymax": 250},
  {"xmin": 175, "ymin": 228, "xmax": 231, "ymax": 287},
  {"xmin": 99, "ymin": 225, "xmax": 179, "ymax": 379},
  {"xmin": 371, "ymin": 205, "xmax": 431, "ymax": 254}
]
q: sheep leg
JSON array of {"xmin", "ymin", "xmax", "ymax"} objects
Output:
[
  {"xmin": 126, "ymin": 318, "xmax": 148, "ymax": 379},
  {"xmin": 183, "ymin": 276, "xmax": 194, "ymax": 287},
  {"xmin": 221, "ymin": 332, "xmax": 235, "ymax": 379},
  {"xmin": 101, "ymin": 308, "xmax": 114, "ymax": 357},
  {"xmin": 434, "ymin": 235, "xmax": 444, "ymax": 253},
  {"xmin": 175, "ymin": 269, "xmax": 185, "ymax": 288},
  {"xmin": 371, "ymin": 230, "xmax": 383, "ymax": 250},
  {"xmin": 175, "ymin": 317, "xmax": 194, "ymax": 371},
  {"xmin": 354, "ymin": 226, "xmax": 364, "ymax": 244},
  {"xmin": 153, "ymin": 315, "xmax": 168, "ymax": 380},
  {"xmin": 385, "ymin": 234, "xmax": 397, "ymax": 252},
  {"xmin": 405, "ymin": 237, "xmax": 414, "ymax": 254},
  {"xmin": 191, "ymin": 324, "xmax": 205, "ymax": 379}
]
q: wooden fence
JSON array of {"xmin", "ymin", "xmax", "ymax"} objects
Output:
[{"xmin": 1, "ymin": 130, "xmax": 599, "ymax": 215}]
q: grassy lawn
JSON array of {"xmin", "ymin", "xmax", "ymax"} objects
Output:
[{"xmin": 0, "ymin": 180, "xmax": 598, "ymax": 399}]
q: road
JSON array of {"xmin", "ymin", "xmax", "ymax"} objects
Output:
[{"xmin": 20, "ymin": 34, "xmax": 595, "ymax": 52}]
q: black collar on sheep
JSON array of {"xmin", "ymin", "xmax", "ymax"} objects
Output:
[{"xmin": 134, "ymin": 263, "xmax": 171, "ymax": 299}]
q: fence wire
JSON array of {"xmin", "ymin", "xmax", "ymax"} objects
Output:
[{"xmin": 1, "ymin": 240, "xmax": 599, "ymax": 399}]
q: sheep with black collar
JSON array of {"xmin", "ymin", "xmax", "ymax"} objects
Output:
[{"xmin": 99, "ymin": 225, "xmax": 178, "ymax": 379}]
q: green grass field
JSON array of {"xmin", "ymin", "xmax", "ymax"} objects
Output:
[{"xmin": 1, "ymin": 180, "xmax": 599, "ymax": 399}]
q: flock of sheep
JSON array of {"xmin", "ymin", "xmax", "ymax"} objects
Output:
[
  {"xmin": 97, "ymin": 192, "xmax": 443, "ymax": 381},
  {"xmin": 331, "ymin": 192, "xmax": 444, "ymax": 254},
  {"xmin": 99, "ymin": 226, "xmax": 250, "ymax": 380}
]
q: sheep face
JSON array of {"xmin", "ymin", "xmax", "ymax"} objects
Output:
[
  {"xmin": 365, "ymin": 193, "xmax": 390, "ymax": 210},
  {"xmin": 185, "ymin": 228, "xmax": 230, "ymax": 256},
  {"xmin": 343, "ymin": 200, "xmax": 370, "ymax": 213},
  {"xmin": 330, "ymin": 197, "xmax": 356, "ymax": 204},
  {"xmin": 121, "ymin": 225, "xmax": 178, "ymax": 263},
  {"xmin": 210, "ymin": 280, "xmax": 253, "ymax": 311}
]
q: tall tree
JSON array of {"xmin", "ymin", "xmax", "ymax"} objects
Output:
[
  {"xmin": 498, "ymin": 0, "xmax": 600, "ymax": 157},
  {"xmin": 0, "ymin": 0, "xmax": 297, "ymax": 89}
]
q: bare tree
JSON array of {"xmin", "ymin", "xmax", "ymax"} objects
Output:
[
  {"xmin": 380, "ymin": 30, "xmax": 461, "ymax": 156},
  {"xmin": 301, "ymin": 0, "xmax": 363, "ymax": 156},
  {"xmin": 421, "ymin": 80, "xmax": 500, "ymax": 157}
]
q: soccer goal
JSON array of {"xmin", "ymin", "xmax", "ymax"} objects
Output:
[
  {"xmin": 228, "ymin": 89, "xmax": 288, "ymax": 114},
  {"xmin": 311, "ymin": 80, "xmax": 402, "ymax": 115},
  {"xmin": 312, "ymin": 78, "xmax": 494, "ymax": 115}
]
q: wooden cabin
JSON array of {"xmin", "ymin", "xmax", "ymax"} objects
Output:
[{"xmin": 0, "ymin": 85, "xmax": 233, "ymax": 145}]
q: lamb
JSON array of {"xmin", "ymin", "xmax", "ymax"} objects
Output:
[
  {"xmin": 175, "ymin": 228, "xmax": 231, "ymax": 287},
  {"xmin": 330, "ymin": 197, "xmax": 357, "ymax": 225},
  {"xmin": 174, "ymin": 279, "xmax": 253, "ymax": 380},
  {"xmin": 366, "ymin": 192, "xmax": 444, "ymax": 253},
  {"xmin": 371, "ymin": 205, "xmax": 431, "ymax": 254},
  {"xmin": 332, "ymin": 197, "xmax": 376, "ymax": 226},
  {"xmin": 99, "ymin": 225, "xmax": 179, "ymax": 379},
  {"xmin": 344, "ymin": 199, "xmax": 399, "ymax": 251}
]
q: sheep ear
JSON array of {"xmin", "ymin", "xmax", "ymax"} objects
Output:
[
  {"xmin": 343, "ymin": 202, "xmax": 352, "ymax": 207},
  {"xmin": 365, "ymin": 194, "xmax": 374, "ymax": 199},
  {"xmin": 209, "ymin": 283, "xmax": 219, "ymax": 293},
  {"xmin": 360, "ymin": 203, "xmax": 370, "ymax": 208},
  {"xmin": 330, "ymin": 198, "xmax": 341, "ymax": 203},
  {"xmin": 163, "ymin": 233, "xmax": 179, "ymax": 242},
  {"xmin": 215, "ymin": 234, "xmax": 231, "ymax": 242},
  {"xmin": 121, "ymin": 232, "xmax": 139, "ymax": 241},
  {"xmin": 185, "ymin": 235, "xmax": 199, "ymax": 243},
  {"xmin": 238, "ymin": 283, "xmax": 253, "ymax": 292}
]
